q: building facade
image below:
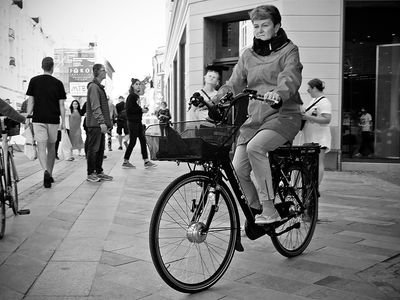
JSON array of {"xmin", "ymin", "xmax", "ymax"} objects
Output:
[
  {"xmin": 163, "ymin": 0, "xmax": 400, "ymax": 171},
  {"xmin": 0, "ymin": 0, "xmax": 54, "ymax": 109}
]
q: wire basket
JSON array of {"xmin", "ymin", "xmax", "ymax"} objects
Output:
[{"xmin": 145, "ymin": 121, "xmax": 237, "ymax": 161}]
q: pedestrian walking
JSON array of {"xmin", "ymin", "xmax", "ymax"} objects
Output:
[
  {"xmin": 26, "ymin": 56, "xmax": 66, "ymax": 188},
  {"xmin": 156, "ymin": 101, "xmax": 171, "ymax": 136},
  {"xmin": 301, "ymin": 78, "xmax": 332, "ymax": 185},
  {"xmin": 69, "ymin": 100, "xmax": 84, "ymax": 156},
  {"xmin": 85, "ymin": 64, "xmax": 113, "ymax": 182},
  {"xmin": 115, "ymin": 95, "xmax": 129, "ymax": 150},
  {"xmin": 122, "ymin": 78, "xmax": 156, "ymax": 169},
  {"xmin": 107, "ymin": 97, "xmax": 117, "ymax": 151},
  {"xmin": 355, "ymin": 107, "xmax": 374, "ymax": 157}
]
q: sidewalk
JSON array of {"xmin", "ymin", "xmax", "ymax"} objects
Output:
[{"xmin": 0, "ymin": 146, "xmax": 399, "ymax": 299}]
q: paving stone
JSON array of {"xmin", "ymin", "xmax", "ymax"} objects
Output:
[
  {"xmin": 99, "ymin": 250, "xmax": 140, "ymax": 267},
  {"xmin": 2, "ymin": 148, "xmax": 399, "ymax": 299},
  {"xmin": 28, "ymin": 261, "xmax": 97, "ymax": 296},
  {"xmin": 314, "ymin": 275, "xmax": 388, "ymax": 299},
  {"xmin": 90, "ymin": 276, "xmax": 150, "ymax": 299},
  {"xmin": 0, "ymin": 284, "xmax": 24, "ymax": 300},
  {"xmin": 236, "ymin": 272, "xmax": 308, "ymax": 294}
]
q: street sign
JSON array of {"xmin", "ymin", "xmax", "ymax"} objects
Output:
[
  {"xmin": 69, "ymin": 66, "xmax": 92, "ymax": 82},
  {"xmin": 69, "ymin": 82, "xmax": 88, "ymax": 96}
]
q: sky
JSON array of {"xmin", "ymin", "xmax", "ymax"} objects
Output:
[{"xmin": 24, "ymin": 0, "xmax": 167, "ymax": 97}]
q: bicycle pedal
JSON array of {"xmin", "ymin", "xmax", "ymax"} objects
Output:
[{"xmin": 18, "ymin": 209, "xmax": 30, "ymax": 215}]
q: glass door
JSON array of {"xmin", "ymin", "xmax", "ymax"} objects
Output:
[{"xmin": 375, "ymin": 44, "xmax": 400, "ymax": 159}]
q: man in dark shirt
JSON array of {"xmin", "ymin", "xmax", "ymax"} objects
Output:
[
  {"xmin": 26, "ymin": 57, "xmax": 66, "ymax": 188},
  {"xmin": 85, "ymin": 64, "xmax": 113, "ymax": 182},
  {"xmin": 115, "ymin": 95, "xmax": 129, "ymax": 150}
]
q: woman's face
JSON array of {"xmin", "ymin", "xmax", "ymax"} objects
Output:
[
  {"xmin": 204, "ymin": 71, "xmax": 219, "ymax": 87},
  {"xmin": 252, "ymin": 19, "xmax": 280, "ymax": 41},
  {"xmin": 307, "ymin": 85, "xmax": 317, "ymax": 98},
  {"xmin": 72, "ymin": 101, "xmax": 79, "ymax": 109},
  {"xmin": 132, "ymin": 81, "xmax": 141, "ymax": 93}
]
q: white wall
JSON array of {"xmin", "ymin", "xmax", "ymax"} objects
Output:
[{"xmin": 0, "ymin": 1, "xmax": 54, "ymax": 107}]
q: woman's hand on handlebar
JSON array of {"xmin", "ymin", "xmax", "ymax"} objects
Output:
[{"xmin": 264, "ymin": 91, "xmax": 282, "ymax": 109}]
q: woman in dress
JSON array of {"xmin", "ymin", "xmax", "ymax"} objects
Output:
[
  {"xmin": 302, "ymin": 78, "xmax": 332, "ymax": 185},
  {"xmin": 69, "ymin": 100, "xmax": 84, "ymax": 156}
]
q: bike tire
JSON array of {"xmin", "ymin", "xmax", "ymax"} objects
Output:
[
  {"xmin": 0, "ymin": 195, "xmax": 5, "ymax": 239},
  {"xmin": 8, "ymin": 152, "xmax": 18, "ymax": 215},
  {"xmin": 271, "ymin": 164, "xmax": 318, "ymax": 257},
  {"xmin": 149, "ymin": 171, "xmax": 238, "ymax": 293}
]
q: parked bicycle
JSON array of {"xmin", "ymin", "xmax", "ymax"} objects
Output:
[
  {"xmin": 145, "ymin": 90, "xmax": 319, "ymax": 293},
  {"xmin": 0, "ymin": 117, "xmax": 30, "ymax": 239}
]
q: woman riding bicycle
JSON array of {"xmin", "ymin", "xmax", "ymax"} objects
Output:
[{"xmin": 214, "ymin": 5, "xmax": 303, "ymax": 225}]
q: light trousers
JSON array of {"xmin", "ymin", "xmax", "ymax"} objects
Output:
[{"xmin": 232, "ymin": 129, "xmax": 287, "ymax": 208}]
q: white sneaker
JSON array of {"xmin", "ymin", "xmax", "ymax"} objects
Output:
[{"xmin": 254, "ymin": 211, "xmax": 282, "ymax": 225}]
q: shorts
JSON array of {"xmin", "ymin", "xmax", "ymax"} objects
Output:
[
  {"xmin": 32, "ymin": 123, "xmax": 59, "ymax": 143},
  {"xmin": 117, "ymin": 120, "xmax": 128, "ymax": 135}
]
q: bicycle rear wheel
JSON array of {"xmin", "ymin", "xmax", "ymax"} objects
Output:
[
  {"xmin": 7, "ymin": 152, "xmax": 18, "ymax": 215},
  {"xmin": 149, "ymin": 171, "xmax": 238, "ymax": 293},
  {"xmin": 271, "ymin": 164, "xmax": 318, "ymax": 257}
]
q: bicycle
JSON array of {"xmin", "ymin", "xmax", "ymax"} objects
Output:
[
  {"xmin": 0, "ymin": 117, "xmax": 30, "ymax": 239},
  {"xmin": 145, "ymin": 90, "xmax": 319, "ymax": 293}
]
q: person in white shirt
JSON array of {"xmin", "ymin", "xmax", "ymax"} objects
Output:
[
  {"xmin": 355, "ymin": 107, "xmax": 373, "ymax": 157},
  {"xmin": 302, "ymin": 78, "xmax": 332, "ymax": 185},
  {"xmin": 187, "ymin": 66, "xmax": 220, "ymax": 121}
]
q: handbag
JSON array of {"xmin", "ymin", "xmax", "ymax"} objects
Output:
[
  {"xmin": 58, "ymin": 130, "xmax": 73, "ymax": 160},
  {"xmin": 300, "ymin": 96, "xmax": 325, "ymax": 130},
  {"xmin": 22, "ymin": 123, "xmax": 37, "ymax": 161}
]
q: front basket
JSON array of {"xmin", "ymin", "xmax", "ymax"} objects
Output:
[{"xmin": 145, "ymin": 121, "xmax": 237, "ymax": 161}]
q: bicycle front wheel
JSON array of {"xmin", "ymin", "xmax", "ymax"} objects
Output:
[
  {"xmin": 149, "ymin": 171, "xmax": 238, "ymax": 293},
  {"xmin": 271, "ymin": 164, "xmax": 318, "ymax": 257},
  {"xmin": 8, "ymin": 153, "xmax": 18, "ymax": 215}
]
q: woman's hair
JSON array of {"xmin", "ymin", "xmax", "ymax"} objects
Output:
[
  {"xmin": 70, "ymin": 99, "xmax": 81, "ymax": 114},
  {"xmin": 308, "ymin": 78, "xmax": 325, "ymax": 92},
  {"xmin": 161, "ymin": 101, "xmax": 167, "ymax": 107},
  {"xmin": 249, "ymin": 5, "xmax": 281, "ymax": 25},
  {"xmin": 129, "ymin": 78, "xmax": 140, "ymax": 94}
]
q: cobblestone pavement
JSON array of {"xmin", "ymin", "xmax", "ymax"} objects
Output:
[{"xmin": 0, "ymin": 145, "xmax": 399, "ymax": 299}]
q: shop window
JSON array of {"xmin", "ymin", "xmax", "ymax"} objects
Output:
[{"xmin": 342, "ymin": 1, "xmax": 400, "ymax": 161}]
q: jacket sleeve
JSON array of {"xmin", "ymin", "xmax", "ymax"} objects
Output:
[
  {"xmin": 0, "ymin": 99, "xmax": 26, "ymax": 123},
  {"xmin": 275, "ymin": 45, "xmax": 303, "ymax": 103},
  {"xmin": 226, "ymin": 51, "xmax": 248, "ymax": 95},
  {"xmin": 88, "ymin": 83, "xmax": 105, "ymax": 125}
]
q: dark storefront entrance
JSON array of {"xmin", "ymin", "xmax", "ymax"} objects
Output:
[{"xmin": 342, "ymin": 0, "xmax": 400, "ymax": 162}]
